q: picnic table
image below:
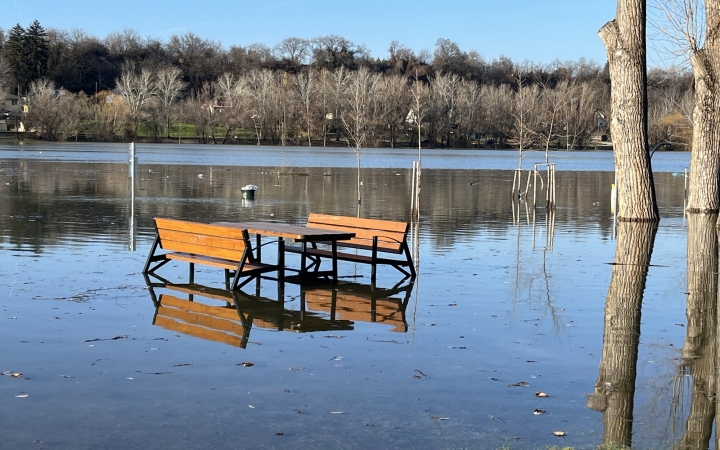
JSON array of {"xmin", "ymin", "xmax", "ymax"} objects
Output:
[{"xmin": 213, "ymin": 221, "xmax": 356, "ymax": 283}]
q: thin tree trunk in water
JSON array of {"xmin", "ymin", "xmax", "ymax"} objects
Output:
[
  {"xmin": 677, "ymin": 214, "xmax": 717, "ymax": 449},
  {"xmin": 587, "ymin": 222, "xmax": 657, "ymax": 448},
  {"xmin": 688, "ymin": 0, "xmax": 720, "ymax": 214},
  {"xmin": 598, "ymin": 0, "xmax": 659, "ymax": 221},
  {"xmin": 357, "ymin": 153, "xmax": 361, "ymax": 205}
]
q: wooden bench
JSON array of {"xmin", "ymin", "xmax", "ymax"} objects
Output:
[
  {"xmin": 143, "ymin": 218, "xmax": 283, "ymax": 290},
  {"xmin": 286, "ymin": 214, "xmax": 416, "ymax": 282}
]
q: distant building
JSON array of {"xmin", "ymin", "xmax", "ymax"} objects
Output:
[{"xmin": 0, "ymin": 93, "xmax": 23, "ymax": 113}]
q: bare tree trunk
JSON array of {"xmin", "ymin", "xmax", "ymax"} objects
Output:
[
  {"xmin": 688, "ymin": 1, "xmax": 720, "ymax": 213},
  {"xmin": 587, "ymin": 221, "xmax": 657, "ymax": 448},
  {"xmin": 599, "ymin": 0, "xmax": 659, "ymax": 221},
  {"xmin": 677, "ymin": 214, "xmax": 717, "ymax": 449}
]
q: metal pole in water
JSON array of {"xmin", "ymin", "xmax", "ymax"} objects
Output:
[{"xmin": 129, "ymin": 142, "xmax": 137, "ymax": 251}]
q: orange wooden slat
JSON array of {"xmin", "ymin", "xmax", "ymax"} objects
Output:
[
  {"xmin": 303, "ymin": 290, "xmax": 405, "ymax": 332},
  {"xmin": 164, "ymin": 285, "xmax": 236, "ymax": 303},
  {"xmin": 154, "ymin": 316, "xmax": 243, "ymax": 347},
  {"xmin": 157, "ymin": 229, "xmax": 248, "ymax": 252},
  {"xmin": 160, "ymin": 295, "xmax": 240, "ymax": 320},
  {"xmin": 165, "ymin": 251, "xmax": 243, "ymax": 269},
  {"xmin": 155, "ymin": 218, "xmax": 247, "ymax": 239},
  {"xmin": 308, "ymin": 214, "xmax": 408, "ymax": 233}
]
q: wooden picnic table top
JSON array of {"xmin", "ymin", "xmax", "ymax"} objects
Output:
[{"xmin": 213, "ymin": 221, "xmax": 355, "ymax": 242}]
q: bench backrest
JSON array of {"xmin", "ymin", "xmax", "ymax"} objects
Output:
[
  {"xmin": 154, "ymin": 218, "xmax": 250, "ymax": 262},
  {"xmin": 306, "ymin": 213, "xmax": 409, "ymax": 253},
  {"xmin": 303, "ymin": 289, "xmax": 407, "ymax": 332},
  {"xmin": 155, "ymin": 294, "xmax": 248, "ymax": 347}
]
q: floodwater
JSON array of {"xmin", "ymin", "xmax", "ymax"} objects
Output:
[{"xmin": 0, "ymin": 142, "xmax": 703, "ymax": 449}]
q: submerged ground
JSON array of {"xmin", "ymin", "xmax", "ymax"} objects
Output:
[{"xmin": 0, "ymin": 144, "xmax": 699, "ymax": 449}]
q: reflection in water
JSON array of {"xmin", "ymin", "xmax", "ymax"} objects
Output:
[
  {"xmin": 145, "ymin": 276, "xmax": 354, "ymax": 348},
  {"xmin": 588, "ymin": 222, "xmax": 658, "ymax": 448},
  {"xmin": 0, "ymin": 159, "xmax": 688, "ymax": 253},
  {"xmin": 300, "ymin": 279, "xmax": 414, "ymax": 333},
  {"xmin": 674, "ymin": 214, "xmax": 717, "ymax": 449},
  {"xmin": 145, "ymin": 276, "xmax": 415, "ymax": 348}
]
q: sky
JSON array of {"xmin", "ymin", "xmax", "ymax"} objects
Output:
[{"xmin": 3, "ymin": 0, "xmax": 616, "ymax": 65}]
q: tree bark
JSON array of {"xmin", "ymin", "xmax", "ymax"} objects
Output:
[
  {"xmin": 599, "ymin": 0, "xmax": 659, "ymax": 221},
  {"xmin": 677, "ymin": 214, "xmax": 717, "ymax": 449},
  {"xmin": 587, "ymin": 221, "xmax": 657, "ymax": 448},
  {"xmin": 687, "ymin": 1, "xmax": 720, "ymax": 214}
]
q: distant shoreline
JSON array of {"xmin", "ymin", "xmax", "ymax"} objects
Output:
[{"xmin": 0, "ymin": 132, "xmax": 631, "ymax": 151}]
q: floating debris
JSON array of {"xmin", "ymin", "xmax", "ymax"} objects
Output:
[
  {"xmin": 533, "ymin": 409, "xmax": 546, "ymax": 415},
  {"xmin": 85, "ymin": 335, "xmax": 127, "ymax": 342},
  {"xmin": 238, "ymin": 362, "xmax": 255, "ymax": 367},
  {"xmin": 552, "ymin": 431, "xmax": 567, "ymax": 437},
  {"xmin": 535, "ymin": 391, "xmax": 549, "ymax": 398},
  {"xmin": 508, "ymin": 381, "xmax": 529, "ymax": 387}
]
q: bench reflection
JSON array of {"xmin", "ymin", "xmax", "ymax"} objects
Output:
[
  {"xmin": 144, "ymin": 275, "xmax": 353, "ymax": 348},
  {"xmin": 300, "ymin": 278, "xmax": 414, "ymax": 333}
]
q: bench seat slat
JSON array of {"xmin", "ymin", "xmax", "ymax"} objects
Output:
[
  {"xmin": 167, "ymin": 252, "xmax": 270, "ymax": 272},
  {"xmin": 286, "ymin": 246, "xmax": 409, "ymax": 266}
]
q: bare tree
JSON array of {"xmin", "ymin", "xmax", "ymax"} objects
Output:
[
  {"xmin": 430, "ymin": 73, "xmax": 462, "ymax": 148},
  {"xmin": 154, "ymin": 66, "xmax": 186, "ymax": 139},
  {"xmin": 244, "ymin": 69, "xmax": 276, "ymax": 144},
  {"xmin": 537, "ymin": 79, "xmax": 573, "ymax": 159},
  {"xmin": 115, "ymin": 64, "xmax": 157, "ymax": 138},
  {"xmin": 408, "ymin": 75, "xmax": 430, "ymax": 153},
  {"xmin": 376, "ymin": 74, "xmax": 410, "ymax": 148},
  {"xmin": 457, "ymin": 79, "xmax": 483, "ymax": 148},
  {"xmin": 651, "ymin": 0, "xmax": 720, "ymax": 213},
  {"xmin": 323, "ymin": 66, "xmax": 349, "ymax": 143},
  {"xmin": 482, "ymin": 84, "xmax": 514, "ymax": 147},
  {"xmin": 599, "ymin": 0, "xmax": 659, "ymax": 221},
  {"xmin": 294, "ymin": 69, "xmax": 315, "ymax": 146},
  {"xmin": 341, "ymin": 67, "xmax": 380, "ymax": 205},
  {"xmin": 511, "ymin": 70, "xmax": 541, "ymax": 167},
  {"xmin": 26, "ymin": 79, "xmax": 85, "ymax": 141},
  {"xmin": 275, "ymin": 37, "xmax": 310, "ymax": 70},
  {"xmin": 214, "ymin": 72, "xmax": 247, "ymax": 143},
  {"xmin": 89, "ymin": 89, "xmax": 127, "ymax": 141}
]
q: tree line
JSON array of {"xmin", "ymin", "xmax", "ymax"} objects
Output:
[{"xmin": 0, "ymin": 21, "xmax": 693, "ymax": 149}]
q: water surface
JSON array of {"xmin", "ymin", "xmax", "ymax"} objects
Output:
[{"xmin": 0, "ymin": 144, "xmax": 699, "ymax": 449}]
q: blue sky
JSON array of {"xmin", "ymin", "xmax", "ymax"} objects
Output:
[{"xmin": 4, "ymin": 0, "xmax": 615, "ymax": 64}]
